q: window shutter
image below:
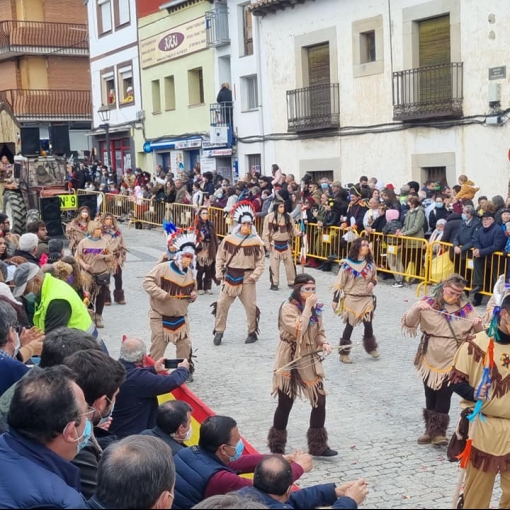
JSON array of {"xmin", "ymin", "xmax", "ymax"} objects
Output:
[
  {"xmin": 419, "ymin": 15, "xmax": 450, "ymax": 67},
  {"xmin": 307, "ymin": 43, "xmax": 330, "ymax": 87}
]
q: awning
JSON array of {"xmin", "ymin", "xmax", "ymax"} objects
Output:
[{"xmin": 144, "ymin": 136, "xmax": 202, "ymax": 153}]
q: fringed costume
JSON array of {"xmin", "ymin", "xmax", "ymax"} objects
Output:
[
  {"xmin": 402, "ymin": 286, "xmax": 481, "ymax": 446},
  {"xmin": 102, "ymin": 215, "xmax": 127, "ymax": 305},
  {"xmin": 195, "ymin": 212, "xmax": 219, "ymax": 294},
  {"xmin": 212, "ymin": 202, "xmax": 265, "ymax": 345},
  {"xmin": 143, "ymin": 227, "xmax": 198, "ymax": 373},
  {"xmin": 262, "ymin": 205, "xmax": 298, "ymax": 290},
  {"xmin": 66, "ymin": 220, "xmax": 89, "ymax": 255},
  {"xmin": 333, "ymin": 257, "xmax": 378, "ymax": 362}
]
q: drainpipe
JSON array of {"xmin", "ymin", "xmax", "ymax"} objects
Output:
[{"xmin": 255, "ymin": 15, "xmax": 267, "ymax": 175}]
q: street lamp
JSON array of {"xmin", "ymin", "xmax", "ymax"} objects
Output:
[{"xmin": 97, "ymin": 105, "xmax": 111, "ymax": 167}]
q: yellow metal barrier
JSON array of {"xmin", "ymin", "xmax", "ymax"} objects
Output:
[{"xmin": 76, "ymin": 189, "xmax": 106, "ymax": 215}]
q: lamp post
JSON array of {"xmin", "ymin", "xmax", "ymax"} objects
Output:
[{"xmin": 97, "ymin": 105, "xmax": 111, "ymax": 168}]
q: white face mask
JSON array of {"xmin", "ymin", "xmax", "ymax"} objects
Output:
[
  {"xmin": 13, "ymin": 330, "xmax": 20, "ymax": 358},
  {"xmin": 173, "ymin": 424, "xmax": 192, "ymax": 443}
]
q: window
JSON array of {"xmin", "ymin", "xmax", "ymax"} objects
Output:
[
  {"xmin": 242, "ymin": 75, "xmax": 258, "ymax": 110},
  {"xmin": 114, "ymin": 0, "xmax": 130, "ymax": 28},
  {"xmin": 152, "ymin": 79, "xmax": 161, "ymax": 114},
  {"xmin": 164, "ymin": 76, "xmax": 176, "ymax": 110},
  {"xmin": 242, "ymin": 4, "xmax": 253, "ymax": 56},
  {"xmin": 118, "ymin": 63, "xmax": 133, "ymax": 105},
  {"xmin": 101, "ymin": 68, "xmax": 116, "ymax": 106},
  {"xmin": 97, "ymin": 0, "xmax": 112, "ymax": 35},
  {"xmin": 188, "ymin": 67, "xmax": 204, "ymax": 105},
  {"xmin": 360, "ymin": 30, "xmax": 376, "ymax": 64},
  {"xmin": 248, "ymin": 154, "xmax": 261, "ymax": 174}
]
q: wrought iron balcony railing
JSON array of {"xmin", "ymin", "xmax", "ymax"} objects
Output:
[
  {"xmin": 210, "ymin": 102, "xmax": 233, "ymax": 127},
  {"xmin": 0, "ymin": 20, "xmax": 88, "ymax": 57},
  {"xmin": 0, "ymin": 89, "xmax": 92, "ymax": 122},
  {"xmin": 287, "ymin": 83, "xmax": 340, "ymax": 132},
  {"xmin": 205, "ymin": 5, "xmax": 230, "ymax": 48},
  {"xmin": 393, "ymin": 62, "xmax": 463, "ymax": 121}
]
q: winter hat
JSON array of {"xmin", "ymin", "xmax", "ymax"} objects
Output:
[{"xmin": 385, "ymin": 209, "xmax": 400, "ymax": 222}]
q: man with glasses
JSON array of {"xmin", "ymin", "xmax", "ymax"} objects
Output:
[
  {"xmin": 0, "ymin": 365, "xmax": 90, "ymax": 508},
  {"xmin": 401, "ymin": 274, "xmax": 483, "ymax": 447},
  {"xmin": 0, "ymin": 301, "xmax": 29, "ymax": 397}
]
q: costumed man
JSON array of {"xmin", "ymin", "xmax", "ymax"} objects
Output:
[
  {"xmin": 212, "ymin": 201, "xmax": 265, "ymax": 346},
  {"xmin": 401, "ymin": 274, "xmax": 483, "ymax": 447},
  {"xmin": 449, "ymin": 286, "xmax": 510, "ymax": 509},
  {"xmin": 262, "ymin": 200, "xmax": 298, "ymax": 291},
  {"xmin": 100, "ymin": 213, "xmax": 127, "ymax": 305},
  {"xmin": 142, "ymin": 227, "xmax": 198, "ymax": 380},
  {"xmin": 332, "ymin": 237, "xmax": 379, "ymax": 364},
  {"xmin": 195, "ymin": 207, "xmax": 219, "ymax": 295}
]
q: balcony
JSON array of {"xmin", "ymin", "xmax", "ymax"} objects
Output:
[
  {"xmin": 209, "ymin": 102, "xmax": 234, "ymax": 147},
  {"xmin": 393, "ymin": 63, "xmax": 463, "ymax": 121},
  {"xmin": 286, "ymin": 83, "xmax": 340, "ymax": 132},
  {"xmin": 205, "ymin": 5, "xmax": 230, "ymax": 48},
  {"xmin": 0, "ymin": 20, "xmax": 88, "ymax": 61},
  {"xmin": 0, "ymin": 89, "xmax": 92, "ymax": 122}
]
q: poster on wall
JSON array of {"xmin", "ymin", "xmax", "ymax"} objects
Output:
[
  {"xmin": 201, "ymin": 156, "xmax": 216, "ymax": 174},
  {"xmin": 171, "ymin": 151, "xmax": 185, "ymax": 176}
]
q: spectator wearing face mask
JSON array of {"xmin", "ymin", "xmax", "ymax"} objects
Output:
[
  {"xmin": 428, "ymin": 196, "xmax": 449, "ymax": 231},
  {"xmin": 256, "ymin": 189, "xmax": 274, "ymax": 218}
]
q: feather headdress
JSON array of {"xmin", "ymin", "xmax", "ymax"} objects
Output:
[
  {"xmin": 167, "ymin": 227, "xmax": 199, "ymax": 255},
  {"xmin": 231, "ymin": 200, "xmax": 255, "ymax": 224}
]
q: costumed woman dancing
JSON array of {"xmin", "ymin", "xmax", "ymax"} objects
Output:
[
  {"xmin": 75, "ymin": 221, "xmax": 115, "ymax": 329},
  {"xmin": 401, "ymin": 274, "xmax": 482, "ymax": 446},
  {"xmin": 332, "ymin": 237, "xmax": 379, "ymax": 364},
  {"xmin": 101, "ymin": 212, "xmax": 127, "ymax": 305},
  {"xmin": 66, "ymin": 206, "xmax": 91, "ymax": 255},
  {"xmin": 195, "ymin": 207, "xmax": 219, "ymax": 295},
  {"xmin": 268, "ymin": 273, "xmax": 337, "ymax": 457}
]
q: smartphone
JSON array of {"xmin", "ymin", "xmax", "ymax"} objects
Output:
[{"xmin": 164, "ymin": 358, "xmax": 185, "ymax": 369}]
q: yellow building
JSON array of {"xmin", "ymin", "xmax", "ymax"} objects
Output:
[{"xmin": 135, "ymin": 0, "xmax": 216, "ymax": 175}]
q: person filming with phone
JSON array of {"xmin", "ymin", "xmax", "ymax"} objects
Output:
[{"xmin": 110, "ymin": 337, "xmax": 189, "ymax": 439}]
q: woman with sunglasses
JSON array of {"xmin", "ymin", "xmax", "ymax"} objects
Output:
[
  {"xmin": 195, "ymin": 207, "xmax": 219, "ymax": 295},
  {"xmin": 268, "ymin": 273, "xmax": 337, "ymax": 457},
  {"xmin": 333, "ymin": 237, "xmax": 379, "ymax": 364},
  {"xmin": 401, "ymin": 274, "xmax": 483, "ymax": 446}
]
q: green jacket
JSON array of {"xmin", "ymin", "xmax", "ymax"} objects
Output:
[
  {"xmin": 34, "ymin": 274, "xmax": 94, "ymax": 333},
  {"xmin": 402, "ymin": 207, "xmax": 425, "ymax": 248}
]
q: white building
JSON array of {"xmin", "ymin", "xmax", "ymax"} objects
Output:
[
  {"xmin": 87, "ymin": 0, "xmax": 142, "ymax": 178},
  {"xmin": 247, "ymin": 0, "xmax": 510, "ymax": 197}
]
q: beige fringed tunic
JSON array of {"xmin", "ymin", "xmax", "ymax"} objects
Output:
[
  {"xmin": 66, "ymin": 220, "xmax": 88, "ymax": 254},
  {"xmin": 272, "ymin": 300, "xmax": 327, "ymax": 407},
  {"xmin": 402, "ymin": 297, "xmax": 479, "ymax": 390},
  {"xmin": 333, "ymin": 258, "xmax": 377, "ymax": 326},
  {"xmin": 262, "ymin": 213, "xmax": 297, "ymax": 261},
  {"xmin": 102, "ymin": 228, "xmax": 127, "ymax": 270}
]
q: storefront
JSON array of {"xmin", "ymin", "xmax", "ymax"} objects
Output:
[
  {"xmin": 143, "ymin": 137, "xmax": 202, "ymax": 175},
  {"xmin": 201, "ymin": 147, "xmax": 234, "ymax": 182}
]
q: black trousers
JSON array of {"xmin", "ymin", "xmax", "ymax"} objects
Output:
[
  {"xmin": 196, "ymin": 262, "xmax": 214, "ymax": 291},
  {"xmin": 342, "ymin": 320, "xmax": 373, "ymax": 341},
  {"xmin": 114, "ymin": 266, "xmax": 123, "ymax": 291},
  {"xmin": 273, "ymin": 389, "xmax": 326, "ymax": 430},
  {"xmin": 424, "ymin": 379, "xmax": 454, "ymax": 414},
  {"xmin": 94, "ymin": 285, "xmax": 110, "ymax": 316}
]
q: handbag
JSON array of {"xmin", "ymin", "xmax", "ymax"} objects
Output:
[{"xmin": 94, "ymin": 272, "xmax": 111, "ymax": 286}]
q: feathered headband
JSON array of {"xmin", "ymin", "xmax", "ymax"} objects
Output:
[
  {"xmin": 167, "ymin": 227, "xmax": 199, "ymax": 254},
  {"xmin": 231, "ymin": 200, "xmax": 255, "ymax": 224}
]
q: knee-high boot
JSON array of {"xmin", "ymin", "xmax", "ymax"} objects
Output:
[
  {"xmin": 363, "ymin": 335, "xmax": 379, "ymax": 359},
  {"xmin": 306, "ymin": 427, "xmax": 338, "ymax": 457},
  {"xmin": 113, "ymin": 289, "xmax": 126, "ymax": 305},
  {"xmin": 339, "ymin": 337, "xmax": 353, "ymax": 364},
  {"xmin": 267, "ymin": 427, "xmax": 287, "ymax": 454},
  {"xmin": 417, "ymin": 408, "xmax": 433, "ymax": 444},
  {"xmin": 428, "ymin": 410, "xmax": 450, "ymax": 446}
]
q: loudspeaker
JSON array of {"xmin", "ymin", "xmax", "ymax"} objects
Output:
[
  {"xmin": 49, "ymin": 125, "xmax": 70, "ymax": 156},
  {"xmin": 20, "ymin": 127, "xmax": 40, "ymax": 155},
  {"xmin": 40, "ymin": 197, "xmax": 63, "ymax": 237},
  {"xmin": 77, "ymin": 194, "xmax": 98, "ymax": 220}
]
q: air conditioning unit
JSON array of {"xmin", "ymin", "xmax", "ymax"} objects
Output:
[{"xmin": 136, "ymin": 110, "xmax": 145, "ymax": 121}]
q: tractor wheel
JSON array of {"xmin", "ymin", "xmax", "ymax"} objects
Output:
[{"xmin": 3, "ymin": 190, "xmax": 27, "ymax": 235}]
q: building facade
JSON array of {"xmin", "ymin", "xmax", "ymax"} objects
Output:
[
  {"xmin": 0, "ymin": 0, "xmax": 92, "ymax": 159},
  {"xmin": 249, "ymin": 0, "xmax": 510, "ymax": 196},
  {"xmin": 87, "ymin": 0, "xmax": 141, "ymax": 177},
  {"xmin": 135, "ymin": 0, "xmax": 219, "ymax": 177}
]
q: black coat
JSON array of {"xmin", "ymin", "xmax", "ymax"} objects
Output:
[
  {"xmin": 442, "ymin": 214, "xmax": 463, "ymax": 244},
  {"xmin": 453, "ymin": 217, "xmax": 481, "ymax": 256},
  {"xmin": 428, "ymin": 207, "xmax": 449, "ymax": 231},
  {"xmin": 140, "ymin": 426, "xmax": 186, "ymax": 456},
  {"xmin": 217, "ymin": 87, "xmax": 233, "ymax": 104}
]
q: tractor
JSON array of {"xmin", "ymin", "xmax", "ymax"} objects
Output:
[{"xmin": 1, "ymin": 155, "xmax": 75, "ymax": 235}]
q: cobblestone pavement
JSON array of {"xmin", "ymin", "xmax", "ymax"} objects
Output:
[{"xmin": 101, "ymin": 226, "xmax": 501, "ymax": 509}]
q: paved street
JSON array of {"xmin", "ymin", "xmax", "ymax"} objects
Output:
[{"xmin": 101, "ymin": 226, "xmax": 500, "ymax": 509}]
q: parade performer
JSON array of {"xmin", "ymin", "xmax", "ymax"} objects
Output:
[
  {"xmin": 268, "ymin": 273, "xmax": 338, "ymax": 457},
  {"xmin": 66, "ymin": 206, "xmax": 91, "ymax": 255},
  {"xmin": 212, "ymin": 201, "xmax": 265, "ymax": 346},
  {"xmin": 401, "ymin": 274, "xmax": 482, "ymax": 446},
  {"xmin": 332, "ymin": 237, "xmax": 379, "ymax": 364},
  {"xmin": 142, "ymin": 227, "xmax": 197, "ymax": 379},
  {"xmin": 449, "ymin": 288, "xmax": 510, "ymax": 509},
  {"xmin": 100, "ymin": 212, "xmax": 127, "ymax": 305},
  {"xmin": 194, "ymin": 207, "xmax": 219, "ymax": 295},
  {"xmin": 74, "ymin": 221, "xmax": 116, "ymax": 329},
  {"xmin": 262, "ymin": 200, "xmax": 298, "ymax": 291}
]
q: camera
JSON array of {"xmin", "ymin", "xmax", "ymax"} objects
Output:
[{"xmin": 164, "ymin": 358, "xmax": 184, "ymax": 369}]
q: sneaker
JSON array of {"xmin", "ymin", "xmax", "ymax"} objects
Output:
[
  {"xmin": 213, "ymin": 332, "xmax": 223, "ymax": 346},
  {"xmin": 270, "ymin": 284, "xmax": 279, "ymax": 291},
  {"xmin": 392, "ymin": 282, "xmax": 404, "ymax": 288},
  {"xmin": 205, "ymin": 289, "xmax": 213, "ymax": 295},
  {"xmin": 245, "ymin": 332, "xmax": 258, "ymax": 344},
  {"xmin": 197, "ymin": 290, "xmax": 205, "ymax": 295}
]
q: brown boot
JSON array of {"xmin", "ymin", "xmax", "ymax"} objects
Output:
[
  {"xmin": 429, "ymin": 411, "xmax": 450, "ymax": 446},
  {"xmin": 307, "ymin": 427, "xmax": 338, "ymax": 457},
  {"xmin": 114, "ymin": 289, "xmax": 126, "ymax": 305},
  {"xmin": 95, "ymin": 315, "xmax": 104, "ymax": 328},
  {"xmin": 417, "ymin": 409, "xmax": 433, "ymax": 444},
  {"xmin": 339, "ymin": 338, "xmax": 353, "ymax": 364},
  {"xmin": 363, "ymin": 335, "xmax": 379, "ymax": 359},
  {"xmin": 267, "ymin": 427, "xmax": 287, "ymax": 454}
]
